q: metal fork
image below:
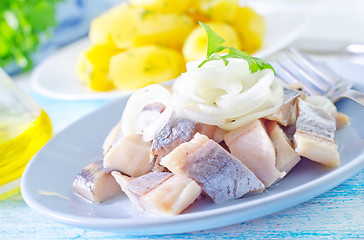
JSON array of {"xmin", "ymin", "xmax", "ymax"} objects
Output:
[{"xmin": 272, "ymin": 47, "xmax": 364, "ymax": 107}]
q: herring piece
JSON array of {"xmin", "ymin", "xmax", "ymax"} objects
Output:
[
  {"xmin": 304, "ymin": 95, "xmax": 349, "ymax": 129},
  {"xmin": 151, "ymin": 114, "xmax": 216, "ymax": 171},
  {"xmin": 103, "ymin": 103, "xmax": 165, "ymax": 156},
  {"xmin": 160, "ymin": 133, "xmax": 264, "ymax": 203},
  {"xmin": 103, "ymin": 121, "xmax": 122, "ymax": 155},
  {"xmin": 224, "ymin": 120, "xmax": 285, "ymax": 187},
  {"xmin": 112, "ymin": 172, "xmax": 143, "ymax": 210},
  {"xmin": 112, "ymin": 171, "xmax": 201, "ymax": 216},
  {"xmin": 112, "ymin": 171, "xmax": 172, "ymax": 210},
  {"xmin": 212, "ymin": 127, "xmax": 228, "ymax": 143},
  {"xmin": 294, "ymin": 99, "xmax": 340, "ymax": 167},
  {"xmin": 265, "ymin": 88, "xmax": 301, "ymax": 126},
  {"xmin": 265, "ymin": 120, "xmax": 301, "ymax": 174},
  {"xmin": 140, "ymin": 174, "xmax": 201, "ymax": 216},
  {"xmin": 334, "ymin": 112, "xmax": 349, "ymax": 129},
  {"xmin": 104, "ymin": 134, "xmax": 151, "ymax": 177},
  {"xmin": 72, "ymin": 160, "xmax": 122, "ymax": 202},
  {"xmin": 304, "ymin": 95, "xmax": 337, "ymax": 116},
  {"xmin": 127, "ymin": 171, "xmax": 173, "ymax": 196}
]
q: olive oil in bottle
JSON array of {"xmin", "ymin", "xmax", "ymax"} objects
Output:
[{"xmin": 0, "ymin": 68, "xmax": 52, "ymax": 199}]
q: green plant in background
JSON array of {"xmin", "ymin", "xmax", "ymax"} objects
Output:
[{"xmin": 0, "ymin": 0, "xmax": 63, "ymax": 71}]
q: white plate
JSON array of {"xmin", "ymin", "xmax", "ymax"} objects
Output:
[
  {"xmin": 31, "ymin": 8, "xmax": 307, "ymax": 100},
  {"xmin": 21, "ymin": 61, "xmax": 364, "ymax": 235}
]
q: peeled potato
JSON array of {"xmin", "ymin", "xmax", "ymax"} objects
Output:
[
  {"xmin": 130, "ymin": 0, "xmax": 193, "ymax": 13},
  {"xmin": 195, "ymin": 0, "xmax": 239, "ymax": 22},
  {"xmin": 183, "ymin": 22, "xmax": 241, "ymax": 62},
  {"xmin": 232, "ymin": 7, "xmax": 265, "ymax": 53},
  {"xmin": 79, "ymin": 1, "xmax": 266, "ymax": 92},
  {"xmin": 89, "ymin": 3, "xmax": 143, "ymax": 49},
  {"xmin": 76, "ymin": 41, "xmax": 121, "ymax": 91},
  {"xmin": 135, "ymin": 12, "xmax": 195, "ymax": 50},
  {"xmin": 109, "ymin": 46, "xmax": 186, "ymax": 90}
]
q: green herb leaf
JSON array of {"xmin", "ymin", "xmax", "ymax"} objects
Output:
[
  {"xmin": 198, "ymin": 22, "xmax": 275, "ymax": 74},
  {"xmin": 227, "ymin": 47, "xmax": 275, "ymax": 74},
  {"xmin": 198, "ymin": 54, "xmax": 229, "ymax": 68},
  {"xmin": 0, "ymin": 0, "xmax": 63, "ymax": 71},
  {"xmin": 199, "ymin": 21, "xmax": 227, "ymax": 58}
]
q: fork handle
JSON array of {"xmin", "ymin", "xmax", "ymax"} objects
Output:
[{"xmin": 343, "ymin": 89, "xmax": 364, "ymax": 107}]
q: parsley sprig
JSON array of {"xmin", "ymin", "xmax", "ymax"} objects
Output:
[
  {"xmin": 198, "ymin": 22, "xmax": 274, "ymax": 74},
  {"xmin": 0, "ymin": 0, "xmax": 63, "ymax": 72}
]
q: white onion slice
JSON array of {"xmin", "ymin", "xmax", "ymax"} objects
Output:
[
  {"xmin": 215, "ymin": 70, "xmax": 273, "ymax": 108},
  {"xmin": 121, "ymin": 58, "xmax": 284, "ymax": 136},
  {"xmin": 173, "ymin": 58, "xmax": 284, "ymax": 129},
  {"xmin": 121, "ymin": 84, "xmax": 173, "ymax": 141},
  {"xmin": 174, "ymin": 104, "xmax": 226, "ymax": 126},
  {"xmin": 142, "ymin": 97, "xmax": 175, "ymax": 141},
  {"xmin": 219, "ymin": 81, "xmax": 284, "ymax": 130},
  {"xmin": 191, "ymin": 71, "xmax": 274, "ymax": 119}
]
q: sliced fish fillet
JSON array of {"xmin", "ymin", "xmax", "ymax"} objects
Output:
[
  {"xmin": 104, "ymin": 134, "xmax": 151, "ymax": 177},
  {"xmin": 305, "ymin": 95, "xmax": 349, "ymax": 129},
  {"xmin": 72, "ymin": 160, "xmax": 122, "ymax": 202},
  {"xmin": 160, "ymin": 133, "xmax": 265, "ymax": 203},
  {"xmin": 103, "ymin": 121, "xmax": 122, "ymax": 155},
  {"xmin": 212, "ymin": 127, "xmax": 229, "ymax": 143},
  {"xmin": 265, "ymin": 88, "xmax": 300, "ymax": 126},
  {"xmin": 140, "ymin": 174, "xmax": 201, "ymax": 216},
  {"xmin": 127, "ymin": 171, "xmax": 173, "ymax": 196},
  {"xmin": 265, "ymin": 120, "xmax": 301, "ymax": 174},
  {"xmin": 334, "ymin": 112, "xmax": 349, "ymax": 129},
  {"xmin": 112, "ymin": 171, "xmax": 172, "ymax": 210},
  {"xmin": 112, "ymin": 171, "xmax": 201, "ymax": 216},
  {"xmin": 294, "ymin": 99, "xmax": 340, "ymax": 167},
  {"xmin": 151, "ymin": 114, "xmax": 216, "ymax": 171},
  {"xmin": 224, "ymin": 120, "xmax": 285, "ymax": 187},
  {"xmin": 103, "ymin": 103, "xmax": 165, "ymax": 155}
]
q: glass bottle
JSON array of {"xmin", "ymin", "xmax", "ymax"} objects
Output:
[{"xmin": 0, "ymin": 68, "xmax": 52, "ymax": 199}]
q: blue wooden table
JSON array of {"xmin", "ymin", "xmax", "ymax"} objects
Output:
[
  {"xmin": 1, "ymin": 85, "xmax": 363, "ymax": 239},
  {"xmin": 2, "ymin": 0, "xmax": 364, "ymax": 235}
]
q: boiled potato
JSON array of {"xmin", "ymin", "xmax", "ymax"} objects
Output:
[
  {"xmin": 89, "ymin": 3, "xmax": 143, "ymax": 49},
  {"xmin": 76, "ymin": 41, "xmax": 121, "ymax": 91},
  {"xmin": 78, "ymin": 1, "xmax": 266, "ymax": 92},
  {"xmin": 183, "ymin": 22, "xmax": 241, "ymax": 62},
  {"xmin": 192, "ymin": 0, "xmax": 239, "ymax": 22},
  {"xmin": 232, "ymin": 7, "xmax": 265, "ymax": 53},
  {"xmin": 130, "ymin": 0, "xmax": 193, "ymax": 13},
  {"xmin": 135, "ymin": 12, "xmax": 195, "ymax": 50},
  {"xmin": 109, "ymin": 46, "xmax": 186, "ymax": 90}
]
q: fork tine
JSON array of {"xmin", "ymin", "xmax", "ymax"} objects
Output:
[
  {"xmin": 288, "ymin": 48, "xmax": 341, "ymax": 86},
  {"xmin": 271, "ymin": 62, "xmax": 298, "ymax": 85},
  {"xmin": 272, "ymin": 60, "xmax": 322, "ymax": 96},
  {"xmin": 283, "ymin": 51, "xmax": 332, "ymax": 94},
  {"xmin": 274, "ymin": 47, "xmax": 364, "ymax": 107}
]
